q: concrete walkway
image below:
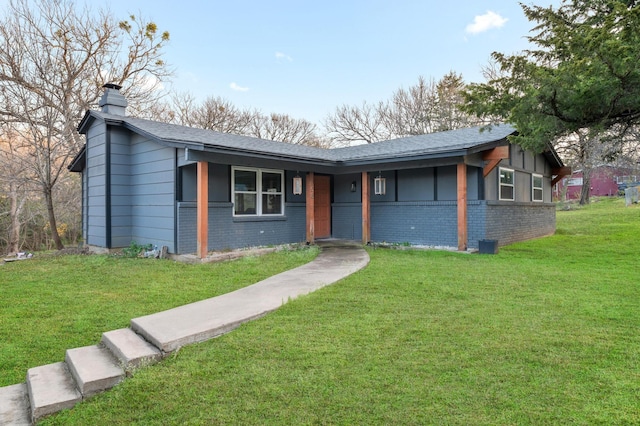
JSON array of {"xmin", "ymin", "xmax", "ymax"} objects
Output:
[{"xmin": 0, "ymin": 241, "xmax": 369, "ymax": 425}]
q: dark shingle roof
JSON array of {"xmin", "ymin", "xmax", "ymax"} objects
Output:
[
  {"xmin": 80, "ymin": 111, "xmax": 522, "ymax": 166},
  {"xmin": 335, "ymin": 125, "xmax": 516, "ymax": 162},
  {"xmin": 100, "ymin": 113, "xmax": 335, "ymax": 161}
]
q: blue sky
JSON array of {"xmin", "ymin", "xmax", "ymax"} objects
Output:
[{"xmin": 11, "ymin": 0, "xmax": 561, "ymax": 125}]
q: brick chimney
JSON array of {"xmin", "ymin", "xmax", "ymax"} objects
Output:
[{"xmin": 99, "ymin": 83, "xmax": 127, "ymax": 115}]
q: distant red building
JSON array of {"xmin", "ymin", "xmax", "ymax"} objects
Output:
[{"xmin": 555, "ymin": 165, "xmax": 639, "ymax": 200}]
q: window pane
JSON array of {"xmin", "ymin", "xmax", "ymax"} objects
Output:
[
  {"xmin": 262, "ymin": 172, "xmax": 282, "ymax": 193},
  {"xmin": 234, "ymin": 193, "xmax": 257, "ymax": 215},
  {"xmin": 500, "ymin": 186, "xmax": 514, "ymax": 200},
  {"xmin": 262, "ymin": 194, "xmax": 282, "ymax": 214},
  {"xmin": 533, "ymin": 175, "xmax": 543, "ymax": 188},
  {"xmin": 533, "ymin": 188, "xmax": 543, "ymax": 201},
  {"xmin": 234, "ymin": 170, "xmax": 256, "ymax": 192},
  {"xmin": 500, "ymin": 170, "xmax": 514, "ymax": 185}
]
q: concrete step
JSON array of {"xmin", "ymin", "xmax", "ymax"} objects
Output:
[
  {"xmin": 65, "ymin": 345, "xmax": 125, "ymax": 397},
  {"xmin": 26, "ymin": 362, "xmax": 82, "ymax": 423},
  {"xmin": 101, "ymin": 328, "xmax": 162, "ymax": 369},
  {"xmin": 0, "ymin": 383, "xmax": 31, "ymax": 425}
]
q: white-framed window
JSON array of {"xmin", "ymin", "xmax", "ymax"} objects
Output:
[
  {"xmin": 532, "ymin": 174, "xmax": 543, "ymax": 202},
  {"xmin": 499, "ymin": 168, "xmax": 515, "ymax": 201},
  {"xmin": 232, "ymin": 167, "xmax": 284, "ymax": 216},
  {"xmin": 567, "ymin": 177, "xmax": 583, "ymax": 186}
]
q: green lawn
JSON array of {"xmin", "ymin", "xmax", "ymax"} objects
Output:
[
  {"xmin": 0, "ymin": 246, "xmax": 319, "ymax": 387},
  {"xmin": 3, "ymin": 198, "xmax": 639, "ymax": 424}
]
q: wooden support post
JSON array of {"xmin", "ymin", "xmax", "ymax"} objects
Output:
[
  {"xmin": 551, "ymin": 166, "xmax": 572, "ymax": 187},
  {"xmin": 482, "ymin": 145, "xmax": 510, "ymax": 177},
  {"xmin": 197, "ymin": 161, "xmax": 208, "ymax": 259},
  {"xmin": 306, "ymin": 172, "xmax": 315, "ymax": 244},
  {"xmin": 457, "ymin": 163, "xmax": 468, "ymax": 251},
  {"xmin": 362, "ymin": 172, "xmax": 370, "ymax": 244}
]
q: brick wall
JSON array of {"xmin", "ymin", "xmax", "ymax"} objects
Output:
[
  {"xmin": 332, "ymin": 203, "xmax": 362, "ymax": 240},
  {"xmin": 485, "ymin": 201, "xmax": 556, "ymax": 246},
  {"xmin": 370, "ymin": 201, "xmax": 458, "ymax": 247},
  {"xmin": 177, "ymin": 202, "xmax": 306, "ymax": 254}
]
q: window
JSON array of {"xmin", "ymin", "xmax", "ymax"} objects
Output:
[
  {"xmin": 232, "ymin": 167, "xmax": 283, "ymax": 216},
  {"xmin": 532, "ymin": 174, "xmax": 543, "ymax": 202},
  {"xmin": 499, "ymin": 168, "xmax": 515, "ymax": 201},
  {"xmin": 567, "ymin": 177, "xmax": 583, "ymax": 186}
]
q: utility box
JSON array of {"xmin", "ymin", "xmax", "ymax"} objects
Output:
[{"xmin": 479, "ymin": 239, "xmax": 499, "ymax": 254}]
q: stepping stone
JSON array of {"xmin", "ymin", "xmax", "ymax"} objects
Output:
[
  {"xmin": 102, "ymin": 328, "xmax": 162, "ymax": 369},
  {"xmin": 0, "ymin": 383, "xmax": 31, "ymax": 425},
  {"xmin": 65, "ymin": 345, "xmax": 124, "ymax": 397},
  {"xmin": 27, "ymin": 362, "xmax": 82, "ymax": 422}
]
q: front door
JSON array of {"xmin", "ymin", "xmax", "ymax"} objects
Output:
[{"xmin": 314, "ymin": 175, "xmax": 331, "ymax": 238}]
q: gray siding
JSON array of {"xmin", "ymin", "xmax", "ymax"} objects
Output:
[
  {"xmin": 126, "ymin": 133, "xmax": 176, "ymax": 250},
  {"xmin": 109, "ymin": 127, "xmax": 131, "ymax": 248},
  {"xmin": 397, "ymin": 168, "xmax": 434, "ymax": 201},
  {"xmin": 437, "ymin": 166, "xmax": 457, "ymax": 201},
  {"xmin": 85, "ymin": 121, "xmax": 107, "ymax": 248},
  {"xmin": 180, "ymin": 163, "xmax": 230, "ymax": 203},
  {"xmin": 485, "ymin": 145, "xmax": 555, "ymax": 203}
]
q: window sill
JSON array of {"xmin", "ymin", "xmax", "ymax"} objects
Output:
[{"xmin": 232, "ymin": 215, "xmax": 287, "ymax": 223}]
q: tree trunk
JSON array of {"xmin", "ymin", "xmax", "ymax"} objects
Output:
[
  {"xmin": 579, "ymin": 168, "xmax": 591, "ymax": 205},
  {"xmin": 44, "ymin": 185, "xmax": 64, "ymax": 250},
  {"xmin": 7, "ymin": 183, "xmax": 25, "ymax": 255}
]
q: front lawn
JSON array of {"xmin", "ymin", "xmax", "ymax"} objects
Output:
[
  {"xmin": 0, "ymin": 246, "xmax": 318, "ymax": 387},
  {"xmin": 4, "ymin": 197, "xmax": 639, "ymax": 424}
]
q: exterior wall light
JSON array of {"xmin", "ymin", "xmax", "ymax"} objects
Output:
[
  {"xmin": 293, "ymin": 175, "xmax": 303, "ymax": 195},
  {"xmin": 374, "ymin": 173, "xmax": 386, "ymax": 195},
  {"xmin": 351, "ymin": 181, "xmax": 357, "ymax": 192}
]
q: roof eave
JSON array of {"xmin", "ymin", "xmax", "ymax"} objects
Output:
[{"xmin": 68, "ymin": 145, "xmax": 86, "ymax": 172}]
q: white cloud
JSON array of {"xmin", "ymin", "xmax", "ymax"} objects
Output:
[
  {"xmin": 465, "ymin": 11, "xmax": 508, "ymax": 35},
  {"xmin": 230, "ymin": 82, "xmax": 249, "ymax": 92},
  {"xmin": 275, "ymin": 51, "xmax": 293, "ymax": 62}
]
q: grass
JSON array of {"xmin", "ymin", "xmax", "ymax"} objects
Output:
[
  {"xmin": 0, "ymin": 245, "xmax": 319, "ymax": 387},
  {"xmin": 3, "ymin": 197, "xmax": 639, "ymax": 424}
]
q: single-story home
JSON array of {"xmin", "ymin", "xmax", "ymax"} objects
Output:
[{"xmin": 69, "ymin": 84, "xmax": 570, "ymax": 257}]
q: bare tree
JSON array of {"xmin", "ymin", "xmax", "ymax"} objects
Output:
[
  {"xmin": 0, "ymin": 0, "xmax": 171, "ymax": 249},
  {"xmin": 172, "ymin": 93, "xmax": 258, "ymax": 134},
  {"xmin": 324, "ymin": 73, "xmax": 477, "ymax": 145},
  {"xmin": 167, "ymin": 92, "xmax": 329, "ymax": 147},
  {"xmin": 324, "ymin": 101, "xmax": 392, "ymax": 145},
  {"xmin": 0, "ymin": 132, "xmax": 31, "ymax": 254},
  {"xmin": 383, "ymin": 76, "xmax": 438, "ymax": 136},
  {"xmin": 249, "ymin": 113, "xmax": 325, "ymax": 146}
]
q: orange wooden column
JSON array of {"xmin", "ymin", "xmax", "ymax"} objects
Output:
[
  {"xmin": 457, "ymin": 163, "xmax": 468, "ymax": 251},
  {"xmin": 197, "ymin": 161, "xmax": 208, "ymax": 258},
  {"xmin": 306, "ymin": 172, "xmax": 315, "ymax": 243},
  {"xmin": 362, "ymin": 172, "xmax": 370, "ymax": 244}
]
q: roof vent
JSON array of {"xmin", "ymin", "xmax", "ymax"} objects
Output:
[{"xmin": 99, "ymin": 83, "xmax": 127, "ymax": 116}]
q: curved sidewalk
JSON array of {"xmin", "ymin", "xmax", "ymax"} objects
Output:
[
  {"xmin": 131, "ymin": 242, "xmax": 370, "ymax": 352},
  {"xmin": 1, "ymin": 242, "xmax": 369, "ymax": 425}
]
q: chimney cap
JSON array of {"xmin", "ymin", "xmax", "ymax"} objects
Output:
[{"xmin": 102, "ymin": 83, "xmax": 122, "ymax": 91}]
